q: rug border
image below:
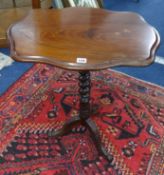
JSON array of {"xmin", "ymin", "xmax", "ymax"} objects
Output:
[
  {"xmin": 0, "ymin": 63, "xmax": 163, "ymax": 101},
  {"xmin": 110, "ymin": 68, "xmax": 164, "ymax": 90}
]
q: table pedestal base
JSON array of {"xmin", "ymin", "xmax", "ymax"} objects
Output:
[{"xmin": 50, "ymin": 71, "xmax": 113, "ymax": 163}]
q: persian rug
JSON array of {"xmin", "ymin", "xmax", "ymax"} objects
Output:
[{"xmin": 0, "ymin": 63, "xmax": 163, "ymax": 175}]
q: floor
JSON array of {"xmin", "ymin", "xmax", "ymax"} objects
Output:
[
  {"xmin": 104, "ymin": 0, "xmax": 164, "ymax": 58},
  {"xmin": 103, "ymin": 0, "xmax": 164, "ymax": 87}
]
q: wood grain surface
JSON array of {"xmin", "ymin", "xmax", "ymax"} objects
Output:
[
  {"xmin": 8, "ymin": 7, "xmax": 160, "ymax": 70},
  {"xmin": 0, "ymin": 7, "xmax": 30, "ymax": 47}
]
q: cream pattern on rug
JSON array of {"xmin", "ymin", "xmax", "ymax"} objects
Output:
[{"xmin": 0, "ymin": 52, "xmax": 14, "ymax": 70}]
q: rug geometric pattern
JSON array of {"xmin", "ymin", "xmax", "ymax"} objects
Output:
[{"xmin": 0, "ymin": 64, "xmax": 163, "ymax": 175}]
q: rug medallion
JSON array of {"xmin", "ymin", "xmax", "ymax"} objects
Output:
[{"xmin": 0, "ymin": 64, "xmax": 163, "ymax": 175}]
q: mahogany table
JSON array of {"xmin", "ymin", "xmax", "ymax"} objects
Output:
[{"xmin": 7, "ymin": 7, "xmax": 160, "ymax": 163}]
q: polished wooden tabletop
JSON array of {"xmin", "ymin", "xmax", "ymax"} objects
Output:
[{"xmin": 8, "ymin": 7, "xmax": 160, "ymax": 70}]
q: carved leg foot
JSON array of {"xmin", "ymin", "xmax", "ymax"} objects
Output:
[
  {"xmin": 49, "ymin": 117, "xmax": 81, "ymax": 137},
  {"xmin": 85, "ymin": 118, "xmax": 113, "ymax": 163}
]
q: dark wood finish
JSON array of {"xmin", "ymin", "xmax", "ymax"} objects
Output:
[
  {"xmin": 85, "ymin": 118, "xmax": 113, "ymax": 162},
  {"xmin": 79, "ymin": 71, "xmax": 91, "ymax": 120},
  {"xmin": 49, "ymin": 116, "xmax": 81, "ymax": 137},
  {"xmin": 7, "ymin": 7, "xmax": 160, "ymax": 163},
  {"xmin": 32, "ymin": 0, "xmax": 41, "ymax": 9},
  {"xmin": 12, "ymin": 0, "xmax": 16, "ymax": 8},
  {"xmin": 78, "ymin": 71, "xmax": 113, "ymax": 162},
  {"xmin": 49, "ymin": 71, "xmax": 113, "ymax": 162},
  {"xmin": 8, "ymin": 8, "xmax": 160, "ymax": 70}
]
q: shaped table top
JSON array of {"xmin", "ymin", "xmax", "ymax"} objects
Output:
[{"xmin": 8, "ymin": 7, "xmax": 160, "ymax": 70}]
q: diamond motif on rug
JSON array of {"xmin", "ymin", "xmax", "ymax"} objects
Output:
[{"xmin": 0, "ymin": 63, "xmax": 163, "ymax": 175}]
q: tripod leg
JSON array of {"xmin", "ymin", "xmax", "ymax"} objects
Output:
[
  {"xmin": 49, "ymin": 116, "xmax": 81, "ymax": 137},
  {"xmin": 85, "ymin": 118, "xmax": 113, "ymax": 163}
]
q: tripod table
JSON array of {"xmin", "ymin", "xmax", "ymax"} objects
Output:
[{"xmin": 8, "ymin": 7, "xmax": 160, "ymax": 163}]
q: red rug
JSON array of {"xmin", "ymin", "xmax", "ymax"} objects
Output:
[{"xmin": 0, "ymin": 64, "xmax": 163, "ymax": 175}]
